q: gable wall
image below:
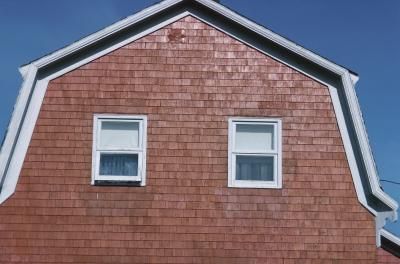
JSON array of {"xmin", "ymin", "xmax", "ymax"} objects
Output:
[{"xmin": 0, "ymin": 16, "xmax": 377, "ymax": 263}]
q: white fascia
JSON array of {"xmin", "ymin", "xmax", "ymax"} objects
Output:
[
  {"xmin": 328, "ymin": 80, "xmax": 392, "ymax": 247},
  {"xmin": 340, "ymin": 71, "xmax": 398, "ymax": 245},
  {"xmin": 349, "ymin": 73, "xmax": 360, "ymax": 86},
  {"xmin": 381, "ymin": 229, "xmax": 400, "ymax": 248},
  {"xmin": 341, "ymin": 72, "xmax": 398, "ymax": 217},
  {"xmin": 0, "ymin": 64, "xmax": 39, "ymax": 203},
  {"xmin": 18, "ymin": 65, "xmax": 30, "ymax": 79}
]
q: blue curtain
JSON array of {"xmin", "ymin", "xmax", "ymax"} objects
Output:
[
  {"xmin": 236, "ymin": 155, "xmax": 274, "ymax": 181},
  {"xmin": 100, "ymin": 154, "xmax": 138, "ymax": 176}
]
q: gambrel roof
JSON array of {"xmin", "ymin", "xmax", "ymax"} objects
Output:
[{"xmin": 0, "ymin": 0, "xmax": 397, "ymax": 245}]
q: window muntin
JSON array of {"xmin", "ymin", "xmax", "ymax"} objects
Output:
[
  {"xmin": 92, "ymin": 115, "xmax": 147, "ymax": 185},
  {"xmin": 229, "ymin": 118, "xmax": 282, "ymax": 188}
]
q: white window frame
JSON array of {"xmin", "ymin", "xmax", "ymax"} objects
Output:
[
  {"xmin": 92, "ymin": 114, "xmax": 147, "ymax": 186},
  {"xmin": 228, "ymin": 117, "xmax": 282, "ymax": 188}
]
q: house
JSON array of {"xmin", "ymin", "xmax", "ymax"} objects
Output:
[{"xmin": 0, "ymin": 0, "xmax": 399, "ymax": 262}]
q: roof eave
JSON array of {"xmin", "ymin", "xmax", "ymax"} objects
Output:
[
  {"xmin": 341, "ymin": 72, "xmax": 398, "ymax": 219},
  {"xmin": 380, "ymin": 229, "xmax": 400, "ymax": 257}
]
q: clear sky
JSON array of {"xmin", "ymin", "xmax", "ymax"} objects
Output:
[{"xmin": 0, "ymin": 0, "xmax": 399, "ymax": 235}]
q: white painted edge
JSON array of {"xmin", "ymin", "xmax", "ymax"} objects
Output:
[
  {"xmin": 350, "ymin": 73, "xmax": 359, "ymax": 86},
  {"xmin": 341, "ymin": 73, "xmax": 398, "ymax": 215},
  {"xmin": 18, "ymin": 65, "xmax": 30, "ymax": 78},
  {"xmin": 330, "ymin": 81, "xmax": 399, "ymax": 246},
  {"xmin": 0, "ymin": 0, "xmax": 396, "ymax": 244},
  {"xmin": 0, "ymin": 64, "xmax": 37, "ymax": 203},
  {"xmin": 0, "ymin": 77, "xmax": 47, "ymax": 204},
  {"xmin": 381, "ymin": 229, "xmax": 400, "ymax": 247},
  {"xmin": 228, "ymin": 117, "xmax": 282, "ymax": 189},
  {"xmin": 328, "ymin": 86, "xmax": 370, "ymax": 210}
]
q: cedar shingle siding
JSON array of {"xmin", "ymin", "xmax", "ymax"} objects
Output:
[{"xmin": 0, "ymin": 16, "xmax": 388, "ymax": 263}]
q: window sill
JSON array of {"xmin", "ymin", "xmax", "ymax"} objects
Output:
[
  {"xmin": 94, "ymin": 180, "xmax": 144, "ymax": 187},
  {"xmin": 228, "ymin": 181, "xmax": 282, "ymax": 189}
]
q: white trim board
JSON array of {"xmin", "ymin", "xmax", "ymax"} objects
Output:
[
  {"xmin": 0, "ymin": 0, "xmax": 397, "ymax": 246},
  {"xmin": 381, "ymin": 229, "xmax": 400, "ymax": 248}
]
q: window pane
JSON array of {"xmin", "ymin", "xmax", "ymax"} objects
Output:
[
  {"xmin": 236, "ymin": 155, "xmax": 274, "ymax": 181},
  {"xmin": 100, "ymin": 153, "xmax": 138, "ymax": 176},
  {"xmin": 100, "ymin": 121, "xmax": 139, "ymax": 149},
  {"xmin": 235, "ymin": 124, "xmax": 274, "ymax": 152}
]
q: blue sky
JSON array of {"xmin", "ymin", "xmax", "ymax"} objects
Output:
[{"xmin": 0, "ymin": 1, "xmax": 399, "ymax": 235}]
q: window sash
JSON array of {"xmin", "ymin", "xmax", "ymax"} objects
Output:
[
  {"xmin": 96, "ymin": 150, "xmax": 143, "ymax": 180},
  {"xmin": 232, "ymin": 153, "xmax": 277, "ymax": 183}
]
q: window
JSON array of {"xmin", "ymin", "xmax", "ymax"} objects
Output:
[
  {"xmin": 92, "ymin": 115, "xmax": 147, "ymax": 185},
  {"xmin": 228, "ymin": 118, "xmax": 282, "ymax": 188}
]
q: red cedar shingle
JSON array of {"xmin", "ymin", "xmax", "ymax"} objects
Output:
[
  {"xmin": 0, "ymin": 15, "xmax": 390, "ymax": 263},
  {"xmin": 377, "ymin": 248, "xmax": 400, "ymax": 263}
]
